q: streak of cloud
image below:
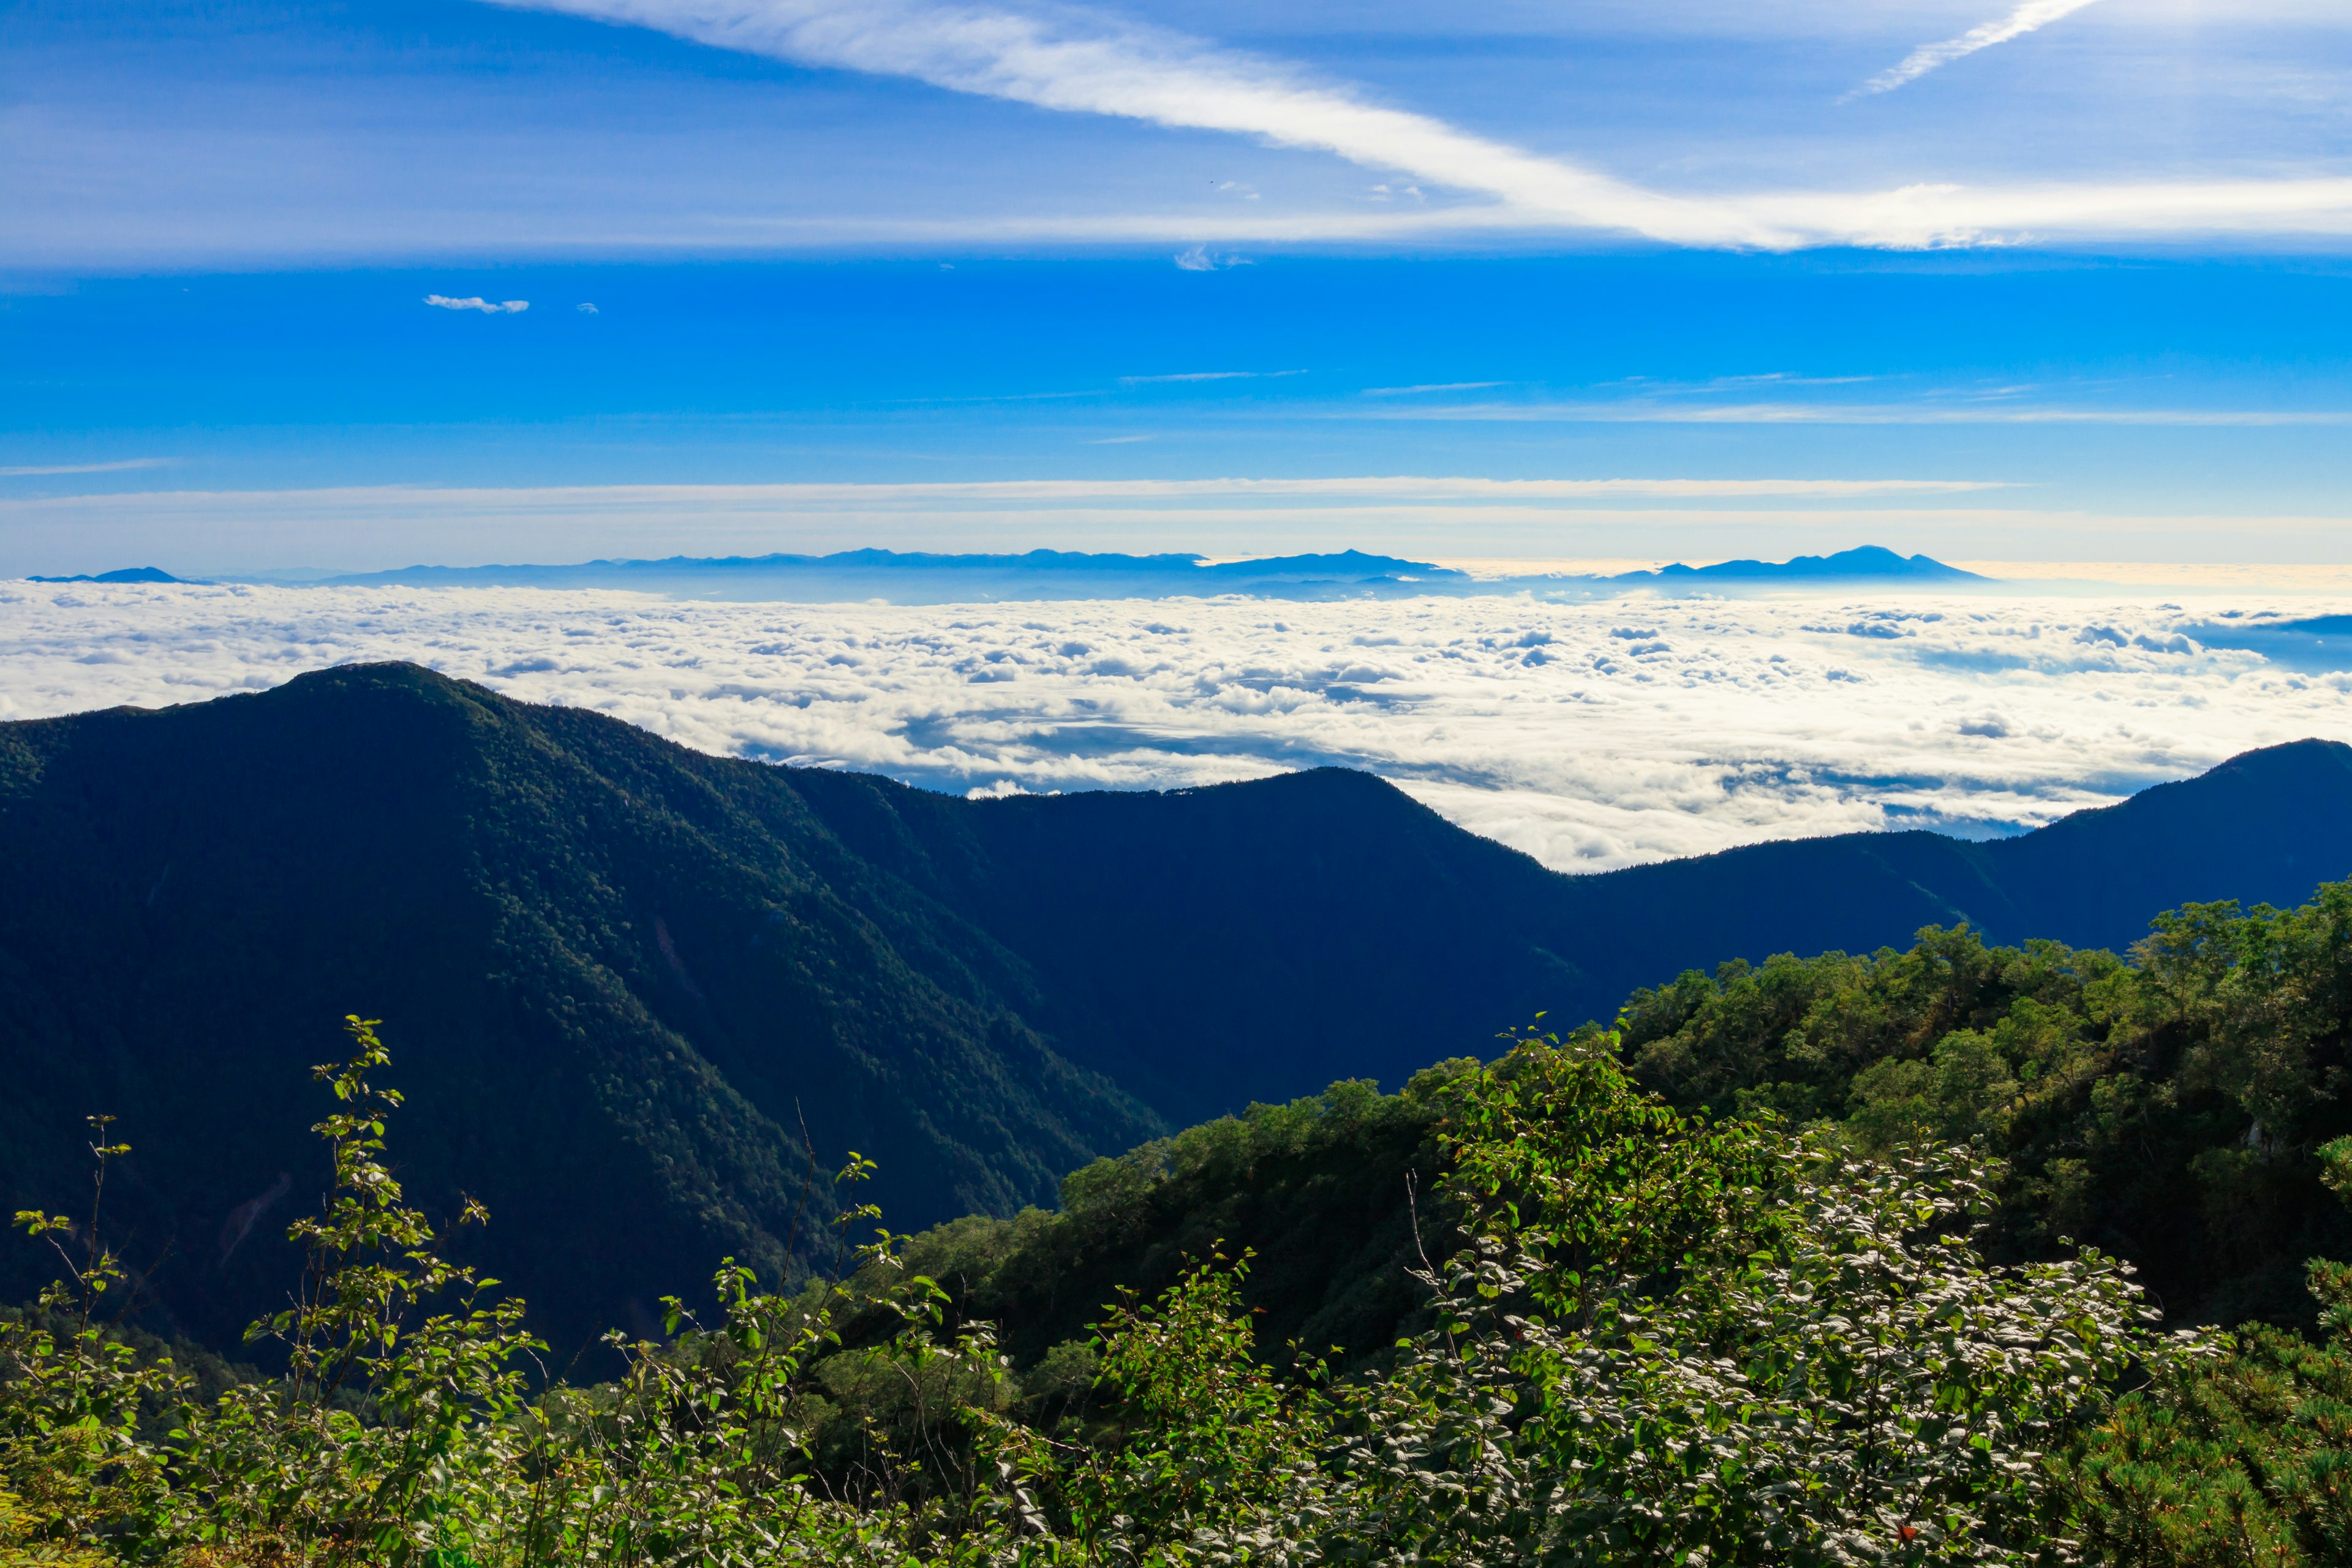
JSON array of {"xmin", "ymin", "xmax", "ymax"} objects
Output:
[
  {"xmin": 1852, "ymin": 0, "xmax": 2106, "ymax": 99},
  {"xmin": 0, "ymin": 459, "xmax": 170, "ymax": 478},
  {"xmin": 1354, "ymin": 401, "xmax": 2352, "ymax": 428},
  {"xmin": 1117, "ymin": 370, "xmax": 1302, "ymax": 384},
  {"xmin": 1365, "ymin": 382, "xmax": 1506, "ymax": 397},
  {"xmin": 1, "ymin": 474, "xmax": 2014, "ymax": 511},
  {"xmin": 424, "ymin": 295, "xmax": 531, "ymax": 313},
  {"xmin": 495, "ymin": 0, "xmax": 2352, "ymax": 247},
  {"xmin": 496, "ymin": 0, "xmax": 1781, "ymax": 244}
]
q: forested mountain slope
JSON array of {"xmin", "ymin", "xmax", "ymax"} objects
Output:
[
  {"xmin": 2, "ymin": 662, "xmax": 2349, "ymax": 1347},
  {"xmin": 789, "ymin": 729, "xmax": 2352, "ymax": 1123},
  {"xmin": 0, "ymin": 664, "xmax": 1159, "ymax": 1349}
]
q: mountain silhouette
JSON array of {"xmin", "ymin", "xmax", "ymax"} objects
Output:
[
  {"xmin": 309, "ymin": 548, "xmax": 1465, "ymax": 601},
  {"xmin": 26, "ymin": 566, "xmax": 186, "ymax": 584},
  {"xmin": 1605, "ymin": 545, "xmax": 1981, "ymax": 582},
  {"xmin": 2, "ymin": 662, "xmax": 2346, "ymax": 1346}
]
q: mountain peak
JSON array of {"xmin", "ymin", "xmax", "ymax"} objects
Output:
[{"xmin": 27, "ymin": 566, "xmax": 185, "ymax": 584}]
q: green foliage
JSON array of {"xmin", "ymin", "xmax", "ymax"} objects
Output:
[
  {"xmin": 871, "ymin": 1061, "xmax": 1475, "ymax": 1376},
  {"xmin": 1304, "ymin": 1030, "xmax": 2173, "ymax": 1566},
  {"xmin": 1, "ymin": 1118, "xmax": 184, "ymax": 1556},
  {"xmin": 2053, "ymin": 1133, "xmax": 2352, "ymax": 1566},
  {"xmin": 0, "ymin": 1488, "xmax": 108, "ymax": 1568},
  {"xmin": 982, "ymin": 1253, "xmax": 1336, "ymax": 1565},
  {"xmin": 15, "ymin": 907, "xmax": 2352, "ymax": 1564},
  {"xmin": 1621, "ymin": 899, "xmax": 2352, "ymax": 1327},
  {"xmin": 153, "ymin": 1018, "xmax": 547, "ymax": 1565}
]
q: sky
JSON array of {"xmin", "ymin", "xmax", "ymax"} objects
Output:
[
  {"xmin": 7, "ymin": 0, "xmax": 2352, "ymax": 869},
  {"xmin": 4, "ymin": 0, "xmax": 2351, "ymax": 573}
]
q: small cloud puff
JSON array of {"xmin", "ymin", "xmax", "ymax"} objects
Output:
[
  {"xmin": 424, "ymin": 295, "xmax": 529, "ymax": 314},
  {"xmin": 1173, "ymin": 246, "xmax": 1252, "ymax": 272},
  {"xmin": 576, "ymin": 303, "xmax": 598, "ymax": 314}
]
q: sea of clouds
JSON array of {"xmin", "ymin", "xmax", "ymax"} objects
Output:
[{"xmin": 5, "ymin": 579, "xmax": 2348, "ymax": 872}]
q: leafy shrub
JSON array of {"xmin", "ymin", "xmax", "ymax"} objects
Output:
[
  {"xmin": 2055, "ymin": 1135, "xmax": 2352, "ymax": 1566},
  {"xmin": 0, "ymin": 1013, "xmax": 2328, "ymax": 1566}
]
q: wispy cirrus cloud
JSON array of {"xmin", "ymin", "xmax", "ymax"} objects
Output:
[
  {"xmin": 1, "ymin": 475, "xmax": 2010, "ymax": 510},
  {"xmin": 494, "ymin": 0, "xmax": 2352, "ymax": 248},
  {"xmin": 493, "ymin": 0, "xmax": 1784, "ymax": 245},
  {"xmin": 424, "ymin": 295, "xmax": 530, "ymax": 313},
  {"xmin": 1364, "ymin": 382, "xmax": 1506, "ymax": 397},
  {"xmin": 0, "ymin": 459, "xmax": 170, "ymax": 478},
  {"xmin": 1852, "ymin": 0, "xmax": 2106, "ymax": 100},
  {"xmin": 1352, "ymin": 401, "xmax": 2352, "ymax": 428},
  {"xmin": 1118, "ymin": 369, "xmax": 1306, "ymax": 385}
]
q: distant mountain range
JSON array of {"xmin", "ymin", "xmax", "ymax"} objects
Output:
[
  {"xmin": 309, "ymin": 543, "xmax": 1985, "ymax": 599},
  {"xmin": 16, "ymin": 546, "xmax": 1989, "ymax": 601},
  {"xmin": 1607, "ymin": 544, "xmax": 1981, "ymax": 582},
  {"xmin": 2188, "ymin": 613, "xmax": 2352, "ymax": 674},
  {"xmin": 4, "ymin": 663, "xmax": 2343, "ymax": 1348},
  {"xmin": 304, "ymin": 547, "xmax": 1469, "ymax": 601},
  {"xmin": 26, "ymin": 566, "xmax": 188, "ymax": 584}
]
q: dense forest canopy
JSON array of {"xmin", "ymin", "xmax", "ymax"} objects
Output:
[
  {"xmin": 12, "ymin": 876, "xmax": 2352, "ymax": 1561},
  {"xmin": 883, "ymin": 889, "xmax": 2352, "ymax": 1362}
]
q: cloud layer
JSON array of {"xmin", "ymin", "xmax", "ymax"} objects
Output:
[{"xmin": 7, "ymin": 579, "xmax": 2349, "ymax": 873}]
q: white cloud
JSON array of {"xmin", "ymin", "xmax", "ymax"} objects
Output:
[
  {"xmin": 1365, "ymin": 401, "xmax": 2352, "ymax": 428},
  {"xmin": 1117, "ymin": 370, "xmax": 1300, "ymax": 384},
  {"xmin": 1852, "ymin": 0, "xmax": 2107, "ymax": 99},
  {"xmin": 424, "ymin": 295, "xmax": 530, "ymax": 313},
  {"xmin": 1172, "ymin": 245, "xmax": 1252, "ymax": 270},
  {"xmin": 496, "ymin": 0, "xmax": 1780, "ymax": 245},
  {"xmin": 495, "ymin": 0, "xmax": 2352, "ymax": 248},
  {"xmin": 1364, "ymin": 382, "xmax": 1506, "ymax": 397},
  {"xmin": 0, "ymin": 459, "xmax": 169, "ymax": 478},
  {"xmin": 6, "ymin": 579, "xmax": 2350, "ymax": 874},
  {"xmin": 577, "ymin": 302, "xmax": 600, "ymax": 312},
  {"xmin": 0, "ymin": 474, "xmax": 2004, "ymax": 508}
]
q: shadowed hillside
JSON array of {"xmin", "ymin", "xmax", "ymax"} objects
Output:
[
  {"xmin": 0, "ymin": 665, "xmax": 1161, "ymax": 1351},
  {"xmin": 789, "ymin": 733, "xmax": 2352, "ymax": 1123}
]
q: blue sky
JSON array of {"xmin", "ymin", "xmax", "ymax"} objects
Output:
[{"xmin": 4, "ymin": 0, "xmax": 2350, "ymax": 572}]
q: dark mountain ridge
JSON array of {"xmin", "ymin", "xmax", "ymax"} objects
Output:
[{"xmin": 2, "ymin": 662, "xmax": 2348, "ymax": 1348}]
